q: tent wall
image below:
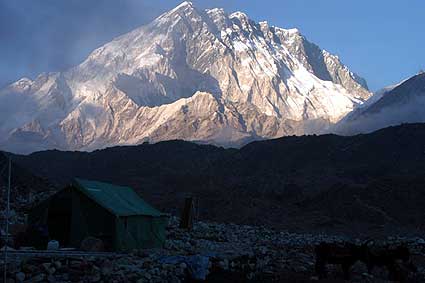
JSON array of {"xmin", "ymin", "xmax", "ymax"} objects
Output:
[
  {"xmin": 70, "ymin": 189, "xmax": 116, "ymax": 250},
  {"xmin": 115, "ymin": 215, "xmax": 168, "ymax": 251}
]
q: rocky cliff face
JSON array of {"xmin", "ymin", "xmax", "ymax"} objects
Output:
[{"xmin": 0, "ymin": 1, "xmax": 370, "ymax": 153}]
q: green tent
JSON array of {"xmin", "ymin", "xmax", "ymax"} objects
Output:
[{"xmin": 28, "ymin": 178, "xmax": 168, "ymax": 251}]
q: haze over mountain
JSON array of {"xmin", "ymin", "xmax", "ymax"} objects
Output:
[
  {"xmin": 0, "ymin": 1, "xmax": 371, "ymax": 154},
  {"xmin": 336, "ymin": 72, "xmax": 425, "ymax": 134}
]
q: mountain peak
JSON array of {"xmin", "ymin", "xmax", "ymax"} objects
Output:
[
  {"xmin": 0, "ymin": 2, "xmax": 371, "ymax": 153},
  {"xmin": 338, "ymin": 72, "xmax": 425, "ymax": 135},
  {"xmin": 172, "ymin": 1, "xmax": 194, "ymax": 12},
  {"xmin": 286, "ymin": 28, "xmax": 300, "ymax": 34},
  {"xmin": 158, "ymin": 1, "xmax": 198, "ymax": 23},
  {"xmin": 229, "ymin": 11, "xmax": 249, "ymax": 21},
  {"xmin": 9, "ymin": 77, "xmax": 33, "ymax": 91},
  {"xmin": 14, "ymin": 77, "xmax": 33, "ymax": 85}
]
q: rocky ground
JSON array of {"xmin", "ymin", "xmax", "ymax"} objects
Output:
[
  {"xmin": 2, "ymin": 217, "xmax": 425, "ymax": 283},
  {"xmin": 0, "ymin": 183, "xmax": 54, "ymax": 236}
]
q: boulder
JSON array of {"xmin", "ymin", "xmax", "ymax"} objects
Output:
[
  {"xmin": 47, "ymin": 240, "xmax": 59, "ymax": 250},
  {"xmin": 80, "ymin": 237, "xmax": 104, "ymax": 252},
  {"xmin": 15, "ymin": 272, "xmax": 25, "ymax": 282}
]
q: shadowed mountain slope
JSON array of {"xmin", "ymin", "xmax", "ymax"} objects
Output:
[{"xmin": 11, "ymin": 123, "xmax": 425, "ymax": 235}]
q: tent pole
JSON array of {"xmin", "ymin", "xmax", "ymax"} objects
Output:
[{"xmin": 3, "ymin": 157, "xmax": 11, "ymax": 282}]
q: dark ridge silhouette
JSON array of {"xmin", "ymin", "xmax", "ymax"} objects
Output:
[
  {"xmin": 9, "ymin": 123, "xmax": 425, "ymax": 235},
  {"xmin": 0, "ymin": 152, "xmax": 53, "ymax": 193}
]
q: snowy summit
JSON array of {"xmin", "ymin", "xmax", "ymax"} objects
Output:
[{"xmin": 0, "ymin": 2, "xmax": 371, "ymax": 153}]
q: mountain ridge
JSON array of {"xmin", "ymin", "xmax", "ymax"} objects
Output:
[
  {"xmin": 9, "ymin": 123, "xmax": 425, "ymax": 235},
  {"xmin": 336, "ymin": 72, "xmax": 425, "ymax": 134},
  {"xmin": 0, "ymin": 1, "xmax": 371, "ymax": 154}
]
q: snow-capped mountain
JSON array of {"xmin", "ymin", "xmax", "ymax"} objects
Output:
[
  {"xmin": 0, "ymin": 1, "xmax": 371, "ymax": 153},
  {"xmin": 336, "ymin": 72, "xmax": 425, "ymax": 134}
]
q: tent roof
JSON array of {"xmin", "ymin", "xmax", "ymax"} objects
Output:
[{"xmin": 73, "ymin": 178, "xmax": 164, "ymax": 217}]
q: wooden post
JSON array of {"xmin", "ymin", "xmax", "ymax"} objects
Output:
[
  {"xmin": 3, "ymin": 157, "xmax": 11, "ymax": 283},
  {"xmin": 180, "ymin": 196, "xmax": 194, "ymax": 229}
]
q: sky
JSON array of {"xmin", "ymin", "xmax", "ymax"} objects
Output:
[{"xmin": 0, "ymin": 0, "xmax": 423, "ymax": 91}]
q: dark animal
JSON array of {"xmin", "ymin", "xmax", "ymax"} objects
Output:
[
  {"xmin": 363, "ymin": 244, "xmax": 417, "ymax": 282},
  {"xmin": 315, "ymin": 242, "xmax": 364, "ymax": 280},
  {"xmin": 316, "ymin": 241, "xmax": 418, "ymax": 281}
]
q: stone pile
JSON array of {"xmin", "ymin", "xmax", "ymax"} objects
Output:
[{"xmin": 2, "ymin": 217, "xmax": 425, "ymax": 282}]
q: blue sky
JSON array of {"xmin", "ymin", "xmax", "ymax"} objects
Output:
[{"xmin": 0, "ymin": 0, "xmax": 423, "ymax": 91}]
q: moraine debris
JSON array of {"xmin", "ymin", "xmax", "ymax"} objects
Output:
[{"xmin": 1, "ymin": 217, "xmax": 424, "ymax": 282}]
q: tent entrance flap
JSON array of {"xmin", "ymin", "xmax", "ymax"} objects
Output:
[{"xmin": 47, "ymin": 192, "xmax": 72, "ymax": 246}]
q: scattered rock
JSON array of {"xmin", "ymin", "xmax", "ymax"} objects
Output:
[
  {"xmin": 80, "ymin": 237, "xmax": 104, "ymax": 252},
  {"xmin": 47, "ymin": 240, "xmax": 59, "ymax": 250},
  {"xmin": 3, "ymin": 216, "xmax": 425, "ymax": 282},
  {"xmin": 15, "ymin": 272, "xmax": 25, "ymax": 282}
]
